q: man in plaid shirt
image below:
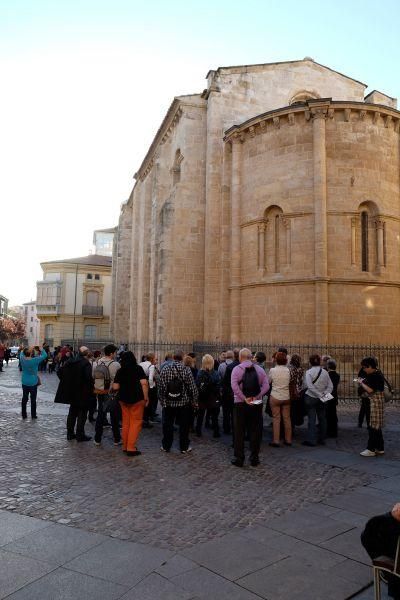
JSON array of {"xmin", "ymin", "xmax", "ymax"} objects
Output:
[{"xmin": 158, "ymin": 351, "xmax": 198, "ymax": 453}]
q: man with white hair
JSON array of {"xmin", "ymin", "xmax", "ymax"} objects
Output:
[
  {"xmin": 230, "ymin": 348, "xmax": 269, "ymax": 467},
  {"xmin": 55, "ymin": 346, "xmax": 94, "ymax": 441}
]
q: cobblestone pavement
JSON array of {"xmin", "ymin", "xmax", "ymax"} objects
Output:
[{"xmin": 0, "ymin": 361, "xmax": 397, "ymax": 552}]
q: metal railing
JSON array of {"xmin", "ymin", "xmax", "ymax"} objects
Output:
[
  {"xmin": 82, "ymin": 305, "xmax": 103, "ymax": 316},
  {"xmin": 121, "ymin": 340, "xmax": 400, "ymax": 402}
]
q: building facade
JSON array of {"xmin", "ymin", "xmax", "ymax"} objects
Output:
[
  {"xmin": 37, "ymin": 254, "xmax": 112, "ymax": 348},
  {"xmin": 23, "ymin": 302, "xmax": 40, "ymax": 346},
  {"xmin": 112, "ymin": 58, "xmax": 400, "ymax": 344}
]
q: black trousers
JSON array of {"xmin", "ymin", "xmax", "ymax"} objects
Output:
[
  {"xmin": 367, "ymin": 427, "xmax": 384, "ymax": 452},
  {"xmin": 221, "ymin": 394, "xmax": 233, "ymax": 434},
  {"xmin": 233, "ymin": 403, "xmax": 263, "ymax": 463},
  {"xmin": 95, "ymin": 395, "xmax": 121, "ymax": 443},
  {"xmin": 196, "ymin": 406, "xmax": 220, "ymax": 435},
  {"xmin": 67, "ymin": 405, "xmax": 88, "ymax": 439},
  {"xmin": 144, "ymin": 387, "xmax": 158, "ymax": 422},
  {"xmin": 326, "ymin": 399, "xmax": 338, "ymax": 438},
  {"xmin": 361, "ymin": 513, "xmax": 400, "ymax": 598},
  {"xmin": 358, "ymin": 396, "xmax": 370, "ymax": 427},
  {"xmin": 162, "ymin": 404, "xmax": 191, "ymax": 451}
]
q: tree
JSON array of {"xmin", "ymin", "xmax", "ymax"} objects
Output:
[{"xmin": 0, "ymin": 316, "xmax": 25, "ymax": 343}]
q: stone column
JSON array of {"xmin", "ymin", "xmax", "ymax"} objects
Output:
[
  {"xmin": 220, "ymin": 142, "xmax": 232, "ymax": 341},
  {"xmin": 128, "ymin": 184, "xmax": 142, "ymax": 343},
  {"xmin": 376, "ymin": 219, "xmax": 385, "ymax": 269},
  {"xmin": 312, "ymin": 105, "xmax": 329, "ymax": 344},
  {"xmin": 148, "ymin": 157, "xmax": 159, "ymax": 341},
  {"xmin": 230, "ymin": 134, "xmax": 243, "ymax": 342},
  {"xmin": 258, "ymin": 223, "xmax": 265, "ymax": 271},
  {"xmin": 351, "ymin": 216, "xmax": 358, "ymax": 266},
  {"xmin": 203, "ymin": 90, "xmax": 223, "ymax": 340}
]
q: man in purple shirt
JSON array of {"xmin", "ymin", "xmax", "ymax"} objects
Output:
[{"xmin": 231, "ymin": 348, "xmax": 269, "ymax": 467}]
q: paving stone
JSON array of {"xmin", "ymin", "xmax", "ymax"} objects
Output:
[
  {"xmin": 328, "ymin": 509, "xmax": 370, "ymax": 528},
  {"xmin": 320, "ymin": 527, "xmax": 370, "ymax": 565},
  {"xmin": 155, "ymin": 554, "xmax": 198, "ymax": 578},
  {"xmin": 64, "ymin": 538, "xmax": 173, "ymax": 587},
  {"xmin": 237, "ymin": 556, "xmax": 364, "ymax": 600},
  {"xmin": 171, "ymin": 566, "xmax": 262, "ymax": 600},
  {"xmin": 4, "ymin": 523, "xmax": 108, "ymax": 566},
  {"xmin": 330, "ymin": 558, "xmax": 372, "ymax": 586},
  {"xmin": 182, "ymin": 531, "xmax": 287, "ymax": 581},
  {"xmin": 322, "ymin": 488, "xmax": 398, "ymax": 517},
  {"xmin": 367, "ymin": 475, "xmax": 400, "ymax": 494},
  {"xmin": 4, "ymin": 566, "xmax": 128, "ymax": 599},
  {"xmin": 262, "ymin": 508, "xmax": 355, "ymax": 543},
  {"xmin": 0, "ymin": 549, "xmax": 55, "ymax": 599},
  {"xmin": 0, "ymin": 509, "xmax": 51, "ymax": 546},
  {"xmin": 119, "ymin": 572, "xmax": 194, "ymax": 600}
]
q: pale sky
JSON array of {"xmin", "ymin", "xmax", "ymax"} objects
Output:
[{"xmin": 1, "ymin": 0, "xmax": 399, "ymax": 305}]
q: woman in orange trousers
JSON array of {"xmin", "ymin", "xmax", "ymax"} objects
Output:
[{"xmin": 112, "ymin": 351, "xmax": 149, "ymax": 456}]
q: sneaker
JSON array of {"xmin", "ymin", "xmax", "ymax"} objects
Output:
[
  {"xmin": 126, "ymin": 450, "xmax": 142, "ymax": 456},
  {"xmin": 360, "ymin": 449, "xmax": 376, "ymax": 457},
  {"xmin": 250, "ymin": 458, "xmax": 260, "ymax": 467},
  {"xmin": 160, "ymin": 446, "xmax": 170, "ymax": 452},
  {"xmin": 67, "ymin": 433, "xmax": 76, "ymax": 441},
  {"xmin": 231, "ymin": 459, "xmax": 244, "ymax": 467},
  {"xmin": 114, "ymin": 440, "xmax": 122, "ymax": 446},
  {"xmin": 94, "ymin": 440, "xmax": 101, "ymax": 447},
  {"xmin": 181, "ymin": 447, "xmax": 193, "ymax": 454},
  {"xmin": 375, "ymin": 450, "xmax": 385, "ymax": 455}
]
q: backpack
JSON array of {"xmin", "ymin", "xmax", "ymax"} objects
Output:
[
  {"xmin": 94, "ymin": 360, "xmax": 114, "ymax": 393},
  {"xmin": 166, "ymin": 366, "xmax": 184, "ymax": 403},
  {"xmin": 242, "ymin": 365, "xmax": 261, "ymax": 398},
  {"xmin": 197, "ymin": 370, "xmax": 213, "ymax": 400}
]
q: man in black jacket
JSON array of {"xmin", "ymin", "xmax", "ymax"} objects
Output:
[
  {"xmin": 55, "ymin": 346, "xmax": 93, "ymax": 441},
  {"xmin": 221, "ymin": 348, "xmax": 240, "ymax": 435},
  {"xmin": 361, "ymin": 503, "xmax": 400, "ymax": 599}
]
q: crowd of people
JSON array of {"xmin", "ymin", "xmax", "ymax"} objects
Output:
[{"xmin": 14, "ymin": 342, "xmax": 391, "ymax": 464}]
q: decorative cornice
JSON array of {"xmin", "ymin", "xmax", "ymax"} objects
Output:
[
  {"xmin": 224, "ymin": 99, "xmax": 400, "ymax": 143},
  {"xmin": 134, "ymin": 97, "xmax": 206, "ymax": 182},
  {"xmin": 231, "ymin": 276, "xmax": 400, "ymax": 290}
]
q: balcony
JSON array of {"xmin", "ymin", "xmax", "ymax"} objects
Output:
[
  {"xmin": 82, "ymin": 305, "xmax": 103, "ymax": 317},
  {"xmin": 36, "ymin": 304, "xmax": 62, "ymax": 316}
]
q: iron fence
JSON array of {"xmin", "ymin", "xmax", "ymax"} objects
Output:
[{"xmin": 124, "ymin": 340, "xmax": 400, "ymax": 402}]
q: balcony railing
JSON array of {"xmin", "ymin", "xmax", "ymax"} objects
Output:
[
  {"xmin": 82, "ymin": 305, "xmax": 103, "ymax": 317},
  {"xmin": 36, "ymin": 304, "xmax": 62, "ymax": 315}
]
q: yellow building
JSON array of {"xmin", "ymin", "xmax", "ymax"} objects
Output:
[{"xmin": 36, "ymin": 255, "xmax": 112, "ymax": 348}]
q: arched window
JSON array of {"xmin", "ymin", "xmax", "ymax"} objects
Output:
[
  {"xmin": 84, "ymin": 325, "xmax": 97, "ymax": 339},
  {"xmin": 361, "ymin": 211, "xmax": 369, "ymax": 272},
  {"xmin": 289, "ymin": 90, "xmax": 320, "ymax": 105},
  {"xmin": 171, "ymin": 149, "xmax": 184, "ymax": 185},
  {"xmin": 357, "ymin": 201, "xmax": 385, "ymax": 273},
  {"xmin": 259, "ymin": 205, "xmax": 290, "ymax": 273}
]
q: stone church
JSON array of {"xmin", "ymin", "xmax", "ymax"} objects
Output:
[{"xmin": 111, "ymin": 58, "xmax": 400, "ymax": 345}]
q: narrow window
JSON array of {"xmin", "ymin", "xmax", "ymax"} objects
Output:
[
  {"xmin": 361, "ymin": 211, "xmax": 369, "ymax": 272},
  {"xmin": 87, "ymin": 273, "xmax": 92, "ymax": 280},
  {"xmin": 274, "ymin": 214, "xmax": 280, "ymax": 273},
  {"xmin": 94, "ymin": 274, "xmax": 100, "ymax": 280}
]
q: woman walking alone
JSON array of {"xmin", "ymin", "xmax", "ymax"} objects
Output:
[
  {"xmin": 358, "ymin": 356, "xmax": 385, "ymax": 457},
  {"xmin": 20, "ymin": 347, "xmax": 47, "ymax": 419},
  {"xmin": 112, "ymin": 352, "xmax": 149, "ymax": 456}
]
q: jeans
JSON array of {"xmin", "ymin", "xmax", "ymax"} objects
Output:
[
  {"xmin": 95, "ymin": 395, "xmax": 121, "ymax": 443},
  {"xmin": 304, "ymin": 394, "xmax": 327, "ymax": 444},
  {"xmin": 67, "ymin": 405, "xmax": 88, "ymax": 439},
  {"xmin": 22, "ymin": 384, "xmax": 38, "ymax": 418},
  {"xmin": 196, "ymin": 406, "xmax": 220, "ymax": 435},
  {"xmin": 162, "ymin": 405, "xmax": 191, "ymax": 451},
  {"xmin": 233, "ymin": 402, "xmax": 263, "ymax": 463}
]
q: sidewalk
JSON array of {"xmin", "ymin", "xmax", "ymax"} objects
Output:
[{"xmin": 0, "ymin": 362, "xmax": 399, "ymax": 599}]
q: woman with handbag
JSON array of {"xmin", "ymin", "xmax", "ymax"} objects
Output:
[
  {"xmin": 357, "ymin": 356, "xmax": 385, "ymax": 457},
  {"xmin": 268, "ymin": 351, "xmax": 292, "ymax": 447},
  {"xmin": 112, "ymin": 351, "xmax": 149, "ymax": 456}
]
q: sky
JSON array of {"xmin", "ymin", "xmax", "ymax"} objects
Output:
[{"xmin": 1, "ymin": 0, "xmax": 399, "ymax": 305}]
